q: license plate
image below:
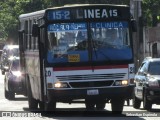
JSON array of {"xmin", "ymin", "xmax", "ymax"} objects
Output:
[{"xmin": 87, "ymin": 89, "xmax": 99, "ymax": 95}]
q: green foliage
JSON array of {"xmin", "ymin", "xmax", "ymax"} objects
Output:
[{"xmin": 142, "ymin": 0, "xmax": 160, "ymax": 26}]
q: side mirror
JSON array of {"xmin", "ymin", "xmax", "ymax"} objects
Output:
[
  {"xmin": 142, "ymin": 71, "xmax": 148, "ymax": 76},
  {"xmin": 131, "ymin": 19, "xmax": 137, "ymax": 32},
  {"xmin": 32, "ymin": 23, "xmax": 39, "ymax": 37},
  {"xmin": 18, "ymin": 30, "xmax": 24, "ymax": 51}
]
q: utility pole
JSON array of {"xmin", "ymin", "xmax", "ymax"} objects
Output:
[{"xmin": 130, "ymin": 0, "xmax": 142, "ymax": 71}]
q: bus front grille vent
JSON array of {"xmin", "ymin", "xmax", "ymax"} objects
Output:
[{"xmin": 57, "ymin": 73, "xmax": 125, "ymax": 81}]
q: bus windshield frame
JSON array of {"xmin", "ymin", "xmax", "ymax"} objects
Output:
[
  {"xmin": 47, "ymin": 21, "xmax": 132, "ymax": 64},
  {"xmin": 45, "ymin": 5, "xmax": 133, "ymax": 65}
]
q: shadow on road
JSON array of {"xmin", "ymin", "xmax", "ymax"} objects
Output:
[
  {"xmin": 13, "ymin": 97, "xmax": 28, "ymax": 101},
  {"xmin": 22, "ymin": 107, "xmax": 146, "ymax": 120},
  {"xmin": 6, "ymin": 96, "xmax": 28, "ymax": 101}
]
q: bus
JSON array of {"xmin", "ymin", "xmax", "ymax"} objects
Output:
[{"xmin": 18, "ymin": 4, "xmax": 136, "ymax": 113}]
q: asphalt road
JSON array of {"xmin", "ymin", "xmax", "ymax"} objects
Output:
[{"xmin": 0, "ymin": 70, "xmax": 160, "ymax": 120}]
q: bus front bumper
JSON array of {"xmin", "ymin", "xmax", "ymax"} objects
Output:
[{"xmin": 47, "ymin": 85, "xmax": 134, "ymax": 102}]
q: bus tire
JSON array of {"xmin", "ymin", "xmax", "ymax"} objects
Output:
[
  {"xmin": 96, "ymin": 99, "xmax": 106, "ymax": 110},
  {"xmin": 96, "ymin": 103, "xmax": 106, "ymax": 110},
  {"xmin": 85, "ymin": 99, "xmax": 95, "ymax": 110},
  {"xmin": 45, "ymin": 101, "xmax": 56, "ymax": 111},
  {"xmin": 39, "ymin": 101, "xmax": 45, "ymax": 110},
  {"xmin": 111, "ymin": 98, "xmax": 124, "ymax": 114},
  {"xmin": 27, "ymin": 78, "xmax": 38, "ymax": 110}
]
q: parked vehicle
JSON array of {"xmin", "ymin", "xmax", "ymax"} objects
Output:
[
  {"xmin": 0, "ymin": 45, "xmax": 19, "ymax": 75},
  {"xmin": 4, "ymin": 58, "xmax": 27, "ymax": 100},
  {"xmin": 133, "ymin": 57, "xmax": 160, "ymax": 110}
]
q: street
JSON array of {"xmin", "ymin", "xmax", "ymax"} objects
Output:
[{"xmin": 0, "ymin": 70, "xmax": 160, "ymax": 120}]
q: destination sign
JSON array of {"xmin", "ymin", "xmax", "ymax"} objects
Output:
[
  {"xmin": 48, "ymin": 23, "xmax": 87, "ymax": 32},
  {"xmin": 47, "ymin": 6, "xmax": 129, "ymax": 20},
  {"xmin": 47, "ymin": 21, "xmax": 128, "ymax": 32},
  {"xmin": 90, "ymin": 21, "xmax": 128, "ymax": 28}
]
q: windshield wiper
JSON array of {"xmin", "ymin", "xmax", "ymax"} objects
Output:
[{"xmin": 91, "ymin": 39, "xmax": 98, "ymax": 60}]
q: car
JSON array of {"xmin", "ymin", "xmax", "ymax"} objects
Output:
[
  {"xmin": 133, "ymin": 57, "xmax": 160, "ymax": 110},
  {"xmin": 0, "ymin": 45, "xmax": 19, "ymax": 75},
  {"xmin": 4, "ymin": 58, "xmax": 27, "ymax": 100}
]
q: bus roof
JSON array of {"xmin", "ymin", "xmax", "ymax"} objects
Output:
[
  {"xmin": 63, "ymin": 4, "xmax": 128, "ymax": 7},
  {"xmin": 19, "ymin": 4, "xmax": 129, "ymax": 20}
]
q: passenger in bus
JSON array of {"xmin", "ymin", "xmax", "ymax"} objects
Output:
[
  {"xmin": 109, "ymin": 29, "xmax": 123, "ymax": 48},
  {"xmin": 47, "ymin": 32, "xmax": 59, "ymax": 60},
  {"xmin": 75, "ymin": 31, "xmax": 88, "ymax": 50},
  {"xmin": 76, "ymin": 31, "xmax": 87, "ymax": 42}
]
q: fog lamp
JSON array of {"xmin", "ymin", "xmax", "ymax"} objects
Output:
[{"xmin": 115, "ymin": 81, "xmax": 122, "ymax": 86}]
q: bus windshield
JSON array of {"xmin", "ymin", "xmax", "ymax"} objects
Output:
[{"xmin": 47, "ymin": 21, "xmax": 132, "ymax": 63}]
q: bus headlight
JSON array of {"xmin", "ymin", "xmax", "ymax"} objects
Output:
[
  {"xmin": 54, "ymin": 82, "xmax": 69, "ymax": 88},
  {"xmin": 115, "ymin": 80, "xmax": 128, "ymax": 86},
  {"xmin": 122, "ymin": 80, "xmax": 128, "ymax": 85}
]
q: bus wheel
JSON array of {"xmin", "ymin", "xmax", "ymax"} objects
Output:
[
  {"xmin": 45, "ymin": 101, "xmax": 56, "ymax": 111},
  {"xmin": 85, "ymin": 99, "xmax": 95, "ymax": 110},
  {"xmin": 39, "ymin": 101, "xmax": 45, "ymax": 110},
  {"xmin": 111, "ymin": 98, "xmax": 124, "ymax": 114},
  {"xmin": 96, "ymin": 99, "xmax": 106, "ymax": 110},
  {"xmin": 96, "ymin": 102, "xmax": 106, "ymax": 110},
  {"xmin": 27, "ymin": 81, "xmax": 38, "ymax": 110}
]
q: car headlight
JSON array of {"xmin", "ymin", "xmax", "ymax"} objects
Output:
[
  {"xmin": 12, "ymin": 71, "xmax": 22, "ymax": 77},
  {"xmin": 148, "ymin": 78, "xmax": 159, "ymax": 87}
]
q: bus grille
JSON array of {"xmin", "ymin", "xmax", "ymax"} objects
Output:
[
  {"xmin": 69, "ymin": 80, "xmax": 113, "ymax": 88},
  {"xmin": 56, "ymin": 73, "xmax": 126, "ymax": 88},
  {"xmin": 57, "ymin": 73, "xmax": 125, "ymax": 81}
]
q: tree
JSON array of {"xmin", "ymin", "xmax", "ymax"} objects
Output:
[
  {"xmin": 0, "ymin": 0, "xmax": 54, "ymax": 43},
  {"xmin": 142, "ymin": 0, "xmax": 160, "ymax": 26}
]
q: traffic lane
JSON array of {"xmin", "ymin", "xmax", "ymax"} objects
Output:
[
  {"xmin": 0, "ymin": 85, "xmax": 160, "ymax": 120},
  {"xmin": 21, "ymin": 102, "xmax": 160, "ymax": 119},
  {"xmin": 0, "ymin": 71, "xmax": 160, "ymax": 120},
  {"xmin": 0, "ymin": 86, "xmax": 159, "ymax": 120},
  {"xmin": 22, "ymin": 108, "xmax": 146, "ymax": 120}
]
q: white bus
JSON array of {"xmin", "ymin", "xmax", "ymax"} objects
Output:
[{"xmin": 18, "ymin": 4, "xmax": 136, "ymax": 113}]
